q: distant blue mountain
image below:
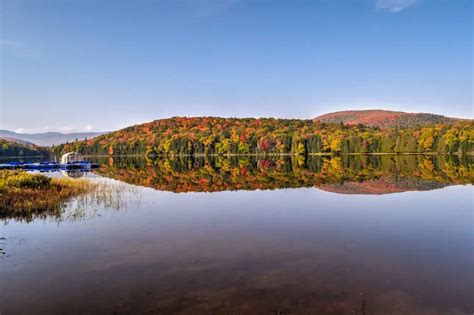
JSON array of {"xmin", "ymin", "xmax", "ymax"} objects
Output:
[{"xmin": 0, "ymin": 130, "xmax": 107, "ymax": 146}]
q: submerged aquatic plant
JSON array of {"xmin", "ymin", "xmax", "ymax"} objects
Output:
[{"xmin": 61, "ymin": 179, "xmax": 139, "ymax": 222}]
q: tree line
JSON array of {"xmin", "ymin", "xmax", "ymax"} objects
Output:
[
  {"xmin": 51, "ymin": 117, "xmax": 474, "ymax": 156},
  {"xmin": 0, "ymin": 139, "xmax": 50, "ymax": 158}
]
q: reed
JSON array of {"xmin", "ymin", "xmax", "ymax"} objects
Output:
[{"xmin": 0, "ymin": 170, "xmax": 97, "ymax": 216}]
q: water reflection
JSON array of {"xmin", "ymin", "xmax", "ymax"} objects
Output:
[
  {"xmin": 0, "ymin": 178, "xmax": 139, "ymax": 223},
  {"xmin": 2, "ymin": 155, "xmax": 472, "ymax": 223},
  {"xmin": 60, "ymin": 169, "xmax": 85, "ymax": 178},
  {"xmin": 92, "ymin": 155, "xmax": 473, "ymax": 194},
  {"xmin": 0, "ymin": 155, "xmax": 472, "ymax": 314}
]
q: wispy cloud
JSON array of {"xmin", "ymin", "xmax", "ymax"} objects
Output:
[
  {"xmin": 376, "ymin": 0, "xmax": 418, "ymax": 12},
  {"xmin": 58, "ymin": 125, "xmax": 95, "ymax": 133},
  {"xmin": 58, "ymin": 126, "xmax": 74, "ymax": 133},
  {"xmin": 82, "ymin": 124, "xmax": 94, "ymax": 132},
  {"xmin": 13, "ymin": 124, "xmax": 96, "ymax": 134},
  {"xmin": 0, "ymin": 39, "xmax": 22, "ymax": 47}
]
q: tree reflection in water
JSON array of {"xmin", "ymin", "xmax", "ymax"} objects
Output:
[{"xmin": 92, "ymin": 154, "xmax": 473, "ymax": 194}]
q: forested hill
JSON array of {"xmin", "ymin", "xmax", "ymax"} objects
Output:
[
  {"xmin": 51, "ymin": 117, "xmax": 474, "ymax": 156},
  {"xmin": 0, "ymin": 139, "xmax": 50, "ymax": 157},
  {"xmin": 314, "ymin": 110, "xmax": 462, "ymax": 128}
]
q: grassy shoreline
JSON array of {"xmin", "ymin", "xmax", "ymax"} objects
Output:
[{"xmin": 0, "ymin": 170, "xmax": 97, "ymax": 217}]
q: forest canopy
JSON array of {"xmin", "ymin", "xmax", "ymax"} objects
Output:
[
  {"xmin": 51, "ymin": 117, "xmax": 474, "ymax": 156},
  {"xmin": 0, "ymin": 139, "xmax": 50, "ymax": 158}
]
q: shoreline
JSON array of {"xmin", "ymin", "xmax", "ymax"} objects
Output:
[
  {"xmin": 78, "ymin": 152, "xmax": 473, "ymax": 158},
  {"xmin": 2, "ymin": 152, "xmax": 472, "ymax": 160}
]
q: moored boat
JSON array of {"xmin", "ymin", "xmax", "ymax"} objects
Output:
[{"xmin": 0, "ymin": 160, "xmax": 99, "ymax": 171}]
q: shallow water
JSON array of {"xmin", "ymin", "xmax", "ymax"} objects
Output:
[{"xmin": 1, "ymin": 155, "xmax": 473, "ymax": 314}]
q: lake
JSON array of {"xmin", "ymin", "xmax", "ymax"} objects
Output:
[{"xmin": 1, "ymin": 155, "xmax": 473, "ymax": 314}]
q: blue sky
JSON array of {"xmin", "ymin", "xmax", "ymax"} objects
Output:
[{"xmin": 1, "ymin": 0, "xmax": 472, "ymax": 133}]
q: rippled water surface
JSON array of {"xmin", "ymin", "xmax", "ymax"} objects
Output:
[{"xmin": 0, "ymin": 155, "xmax": 473, "ymax": 314}]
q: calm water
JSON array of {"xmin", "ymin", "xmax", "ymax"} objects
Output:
[{"xmin": 1, "ymin": 155, "xmax": 473, "ymax": 314}]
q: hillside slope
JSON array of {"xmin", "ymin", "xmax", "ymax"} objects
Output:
[
  {"xmin": 0, "ymin": 137, "xmax": 34, "ymax": 146},
  {"xmin": 0, "ymin": 139, "xmax": 50, "ymax": 157},
  {"xmin": 51, "ymin": 116, "xmax": 473, "ymax": 156},
  {"xmin": 314, "ymin": 110, "xmax": 463, "ymax": 128}
]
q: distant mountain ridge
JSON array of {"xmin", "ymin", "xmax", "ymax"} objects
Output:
[
  {"xmin": 314, "ymin": 110, "xmax": 465, "ymax": 128},
  {"xmin": 0, "ymin": 130, "xmax": 106, "ymax": 146},
  {"xmin": 0, "ymin": 137, "xmax": 35, "ymax": 146}
]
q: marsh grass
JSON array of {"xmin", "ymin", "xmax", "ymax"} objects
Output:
[
  {"xmin": 0, "ymin": 170, "xmax": 97, "ymax": 217},
  {"xmin": 0, "ymin": 170, "xmax": 139, "ymax": 222},
  {"xmin": 60, "ymin": 179, "xmax": 138, "ymax": 222}
]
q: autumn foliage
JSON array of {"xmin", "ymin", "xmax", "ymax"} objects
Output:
[
  {"xmin": 314, "ymin": 110, "xmax": 462, "ymax": 128},
  {"xmin": 93, "ymin": 155, "xmax": 474, "ymax": 194},
  {"xmin": 51, "ymin": 117, "xmax": 474, "ymax": 156}
]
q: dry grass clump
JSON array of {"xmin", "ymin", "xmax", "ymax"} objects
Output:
[{"xmin": 0, "ymin": 170, "xmax": 97, "ymax": 217}]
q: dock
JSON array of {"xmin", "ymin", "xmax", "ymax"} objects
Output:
[{"xmin": 0, "ymin": 161, "xmax": 100, "ymax": 171}]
